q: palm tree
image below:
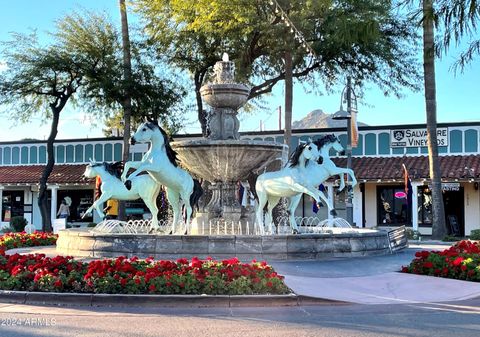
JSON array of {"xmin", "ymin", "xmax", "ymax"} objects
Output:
[
  {"xmin": 119, "ymin": 0, "xmax": 133, "ymax": 220},
  {"xmin": 422, "ymin": 0, "xmax": 447, "ymax": 239}
]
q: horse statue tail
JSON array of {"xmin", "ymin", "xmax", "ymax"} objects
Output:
[
  {"xmin": 247, "ymin": 173, "xmax": 258, "ymax": 201},
  {"xmin": 189, "ymin": 179, "xmax": 203, "ymax": 211}
]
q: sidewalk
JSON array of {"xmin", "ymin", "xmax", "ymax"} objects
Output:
[{"xmin": 270, "ymin": 242, "xmax": 480, "ymax": 304}]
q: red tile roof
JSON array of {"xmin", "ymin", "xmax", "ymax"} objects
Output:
[
  {"xmin": 333, "ymin": 154, "xmax": 480, "ymax": 181},
  {"xmin": 0, "ymin": 154, "xmax": 478, "ymax": 185},
  {"xmin": 0, "ymin": 164, "xmax": 92, "ymax": 185}
]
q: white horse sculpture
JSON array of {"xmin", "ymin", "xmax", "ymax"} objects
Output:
[
  {"xmin": 122, "ymin": 118, "xmax": 203, "ymax": 234},
  {"xmin": 255, "ymin": 141, "xmax": 323, "ymax": 235},
  {"xmin": 286, "ymin": 134, "xmax": 358, "ymax": 232},
  {"xmin": 82, "ymin": 161, "xmax": 161, "ymax": 230}
]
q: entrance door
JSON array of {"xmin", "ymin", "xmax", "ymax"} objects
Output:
[{"xmin": 443, "ymin": 188, "xmax": 464, "ymax": 236}]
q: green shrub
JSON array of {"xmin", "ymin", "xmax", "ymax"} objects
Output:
[
  {"xmin": 9, "ymin": 216, "xmax": 27, "ymax": 232},
  {"xmin": 405, "ymin": 228, "xmax": 420, "ymax": 240},
  {"xmin": 87, "ymin": 222, "xmax": 97, "ymax": 228},
  {"xmin": 470, "ymin": 229, "xmax": 480, "ymax": 240}
]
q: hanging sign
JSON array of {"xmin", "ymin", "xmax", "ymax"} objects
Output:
[
  {"xmin": 390, "ymin": 128, "xmax": 448, "ymax": 148},
  {"xmin": 442, "ymin": 182, "xmax": 460, "ymax": 192}
]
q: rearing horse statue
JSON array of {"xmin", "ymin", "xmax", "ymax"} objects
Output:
[{"xmin": 121, "ymin": 118, "xmax": 203, "ymax": 234}]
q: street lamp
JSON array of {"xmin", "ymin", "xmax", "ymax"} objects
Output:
[{"xmin": 332, "ymin": 76, "xmax": 357, "ymax": 226}]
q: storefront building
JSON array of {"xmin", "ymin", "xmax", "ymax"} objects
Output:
[{"xmin": 0, "ymin": 121, "xmax": 479, "ymax": 236}]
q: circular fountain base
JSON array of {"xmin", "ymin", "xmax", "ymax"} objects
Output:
[{"xmin": 56, "ymin": 228, "xmax": 393, "ymax": 260}]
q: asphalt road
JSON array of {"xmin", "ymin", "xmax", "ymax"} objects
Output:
[{"xmin": 0, "ymin": 299, "xmax": 479, "ymax": 337}]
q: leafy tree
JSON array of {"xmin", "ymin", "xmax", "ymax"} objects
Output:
[
  {"xmin": 0, "ymin": 11, "xmax": 186, "ymax": 230},
  {"xmin": 0, "ymin": 14, "xmax": 117, "ymax": 231},
  {"xmin": 134, "ymin": 0, "xmax": 421, "ymax": 133},
  {"xmin": 436, "ymin": 0, "xmax": 480, "ymax": 72}
]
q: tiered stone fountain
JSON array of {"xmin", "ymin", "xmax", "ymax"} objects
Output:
[
  {"xmin": 172, "ymin": 54, "xmax": 286, "ymax": 232},
  {"xmin": 56, "ymin": 54, "xmax": 403, "ymax": 260}
]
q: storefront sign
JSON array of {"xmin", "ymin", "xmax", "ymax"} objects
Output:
[
  {"xmin": 390, "ymin": 128, "xmax": 448, "ymax": 148},
  {"xmin": 442, "ymin": 182, "xmax": 460, "ymax": 192}
]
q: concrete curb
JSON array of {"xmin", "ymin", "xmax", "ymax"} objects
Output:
[{"xmin": 0, "ymin": 290, "xmax": 348, "ymax": 308}]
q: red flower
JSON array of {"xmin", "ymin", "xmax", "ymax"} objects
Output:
[
  {"xmin": 54, "ymin": 279, "xmax": 63, "ymax": 288},
  {"xmin": 423, "ymin": 262, "xmax": 434, "ymax": 269},
  {"xmin": 149, "ymin": 284, "xmax": 156, "ymax": 292},
  {"xmin": 452, "ymin": 257, "xmax": 464, "ymax": 266}
]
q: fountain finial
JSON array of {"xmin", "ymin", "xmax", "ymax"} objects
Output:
[{"xmin": 222, "ymin": 53, "xmax": 229, "ymax": 62}]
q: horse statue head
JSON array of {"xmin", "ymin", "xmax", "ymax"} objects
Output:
[
  {"xmin": 84, "ymin": 160, "xmax": 123, "ymax": 180},
  {"xmin": 314, "ymin": 134, "xmax": 345, "ymax": 157},
  {"xmin": 130, "ymin": 116, "xmax": 178, "ymax": 167},
  {"xmin": 288, "ymin": 141, "xmax": 319, "ymax": 167}
]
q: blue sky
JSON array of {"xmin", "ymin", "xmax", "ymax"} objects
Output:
[{"xmin": 0, "ymin": 0, "xmax": 478, "ymax": 141}]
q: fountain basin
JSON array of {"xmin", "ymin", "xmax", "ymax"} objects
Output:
[
  {"xmin": 200, "ymin": 83, "xmax": 250, "ymax": 110},
  {"xmin": 172, "ymin": 139, "xmax": 286, "ymax": 182},
  {"xmin": 56, "ymin": 228, "xmax": 394, "ymax": 260}
]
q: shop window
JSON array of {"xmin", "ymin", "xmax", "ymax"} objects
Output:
[
  {"xmin": 3, "ymin": 147, "xmax": 11, "ymax": 164},
  {"xmin": 290, "ymin": 136, "xmax": 299, "ymax": 150},
  {"xmin": 85, "ymin": 144, "xmax": 93, "ymax": 162},
  {"xmin": 65, "ymin": 145, "xmax": 74, "ymax": 163},
  {"xmin": 39, "ymin": 146, "xmax": 46, "ymax": 164},
  {"xmin": 57, "ymin": 189, "xmax": 94, "ymax": 222},
  {"xmin": 0, "ymin": 148, "xmax": 3, "ymax": 165},
  {"xmin": 75, "ymin": 145, "xmax": 83, "ymax": 162},
  {"xmin": 352, "ymin": 134, "xmax": 363, "ymax": 156},
  {"xmin": 12, "ymin": 147, "xmax": 19, "ymax": 164},
  {"xmin": 392, "ymin": 147, "xmax": 404, "ymax": 155},
  {"xmin": 21, "ymin": 147, "xmax": 28, "ymax": 164},
  {"xmin": 417, "ymin": 186, "xmax": 432, "ymax": 227},
  {"xmin": 56, "ymin": 145, "xmax": 65, "ymax": 164},
  {"xmin": 464, "ymin": 129, "xmax": 478, "ymax": 152},
  {"xmin": 94, "ymin": 144, "xmax": 103, "ymax": 162},
  {"xmin": 365, "ymin": 133, "xmax": 376, "ymax": 155},
  {"xmin": 133, "ymin": 152, "xmax": 143, "ymax": 161},
  {"xmin": 265, "ymin": 137, "xmax": 274, "ymax": 142},
  {"xmin": 2, "ymin": 191, "xmax": 25, "ymax": 221},
  {"xmin": 406, "ymin": 147, "xmax": 418, "ymax": 154},
  {"xmin": 378, "ymin": 132, "xmax": 390, "ymax": 155},
  {"xmin": 104, "ymin": 143, "xmax": 113, "ymax": 161},
  {"xmin": 450, "ymin": 130, "xmax": 462, "ymax": 153},
  {"xmin": 377, "ymin": 185, "xmax": 411, "ymax": 226},
  {"xmin": 29, "ymin": 147, "xmax": 37, "ymax": 164},
  {"xmin": 114, "ymin": 143, "xmax": 122, "ymax": 161}
]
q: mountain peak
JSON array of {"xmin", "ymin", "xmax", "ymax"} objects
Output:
[{"xmin": 292, "ymin": 109, "xmax": 367, "ymax": 129}]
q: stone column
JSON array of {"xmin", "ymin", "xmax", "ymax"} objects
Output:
[
  {"xmin": 49, "ymin": 185, "xmax": 59, "ymax": 224},
  {"xmin": 411, "ymin": 182, "xmax": 419, "ymax": 231}
]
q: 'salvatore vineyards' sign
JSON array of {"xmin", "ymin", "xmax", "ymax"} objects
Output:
[{"xmin": 390, "ymin": 128, "xmax": 448, "ymax": 148}]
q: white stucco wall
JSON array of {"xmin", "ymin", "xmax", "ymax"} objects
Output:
[
  {"xmin": 464, "ymin": 182, "xmax": 480, "ymax": 235},
  {"xmin": 364, "ymin": 183, "xmax": 377, "ymax": 227}
]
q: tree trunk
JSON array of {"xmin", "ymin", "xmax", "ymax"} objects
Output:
[
  {"xmin": 119, "ymin": 0, "xmax": 133, "ymax": 221},
  {"xmin": 194, "ymin": 71, "xmax": 207, "ymax": 136},
  {"xmin": 38, "ymin": 108, "xmax": 61, "ymax": 232},
  {"xmin": 423, "ymin": 0, "xmax": 447, "ymax": 239},
  {"xmin": 284, "ymin": 50, "xmax": 293, "ymax": 151}
]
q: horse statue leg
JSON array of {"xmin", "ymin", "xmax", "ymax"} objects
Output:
[
  {"xmin": 317, "ymin": 189, "xmax": 337, "ymax": 217},
  {"xmin": 255, "ymin": 187, "xmax": 268, "ymax": 235},
  {"xmin": 288, "ymin": 194, "xmax": 302, "ymax": 234},
  {"xmin": 166, "ymin": 188, "xmax": 181, "ymax": 234},
  {"xmin": 140, "ymin": 184, "xmax": 161, "ymax": 232},
  {"xmin": 181, "ymin": 189, "xmax": 193, "ymax": 235},
  {"xmin": 265, "ymin": 196, "xmax": 281, "ymax": 235}
]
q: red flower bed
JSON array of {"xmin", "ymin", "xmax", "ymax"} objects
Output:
[
  {"xmin": 0, "ymin": 232, "xmax": 57, "ymax": 252},
  {"xmin": 401, "ymin": 240, "xmax": 480, "ymax": 282},
  {"xmin": 0, "ymin": 252, "xmax": 290, "ymax": 295}
]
